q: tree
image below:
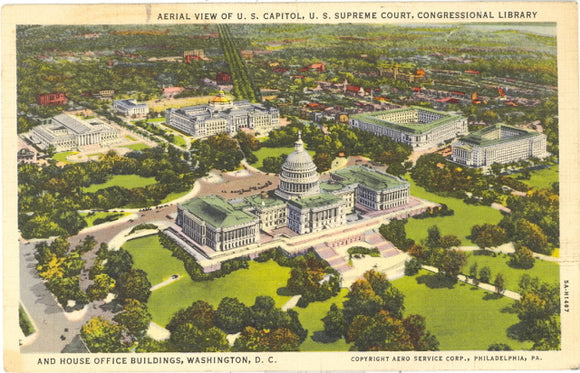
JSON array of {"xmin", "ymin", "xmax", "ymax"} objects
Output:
[
  {"xmin": 322, "ymin": 303, "xmax": 345, "ymax": 338},
  {"xmin": 81, "ymin": 317, "xmax": 128, "ymax": 353},
  {"xmin": 404, "ymin": 257, "xmax": 421, "ymax": 276},
  {"xmin": 215, "ymin": 297, "xmax": 250, "ymax": 334},
  {"xmin": 86, "ymin": 273, "xmax": 115, "ymax": 301},
  {"xmin": 509, "ymin": 245, "xmax": 535, "ymax": 269},
  {"xmin": 170, "ymin": 323, "xmax": 229, "ymax": 352},
  {"xmin": 114, "ymin": 269, "xmax": 151, "ymax": 303},
  {"xmin": 488, "ymin": 343, "xmax": 512, "ymax": 351},
  {"xmin": 513, "ymin": 278, "xmax": 560, "ymax": 349},
  {"xmin": 233, "ymin": 326, "xmax": 300, "ymax": 352},
  {"xmin": 76, "ymin": 235, "xmax": 97, "ymax": 253},
  {"xmin": 167, "ymin": 300, "xmax": 216, "ymax": 333},
  {"xmin": 471, "ymin": 224, "xmax": 508, "ymax": 250},
  {"xmin": 494, "ymin": 272, "xmax": 506, "ymax": 295},
  {"xmin": 113, "ymin": 299, "xmax": 152, "ymax": 340},
  {"xmin": 479, "ymin": 266, "xmax": 492, "ymax": 284},
  {"xmin": 403, "ymin": 314, "xmax": 439, "ymax": 351},
  {"xmin": 516, "ymin": 219, "xmax": 549, "ymax": 255},
  {"xmin": 425, "ymin": 225, "xmax": 441, "ymax": 249},
  {"xmin": 103, "ymin": 249, "xmax": 133, "ymax": 279},
  {"xmin": 379, "ymin": 220, "xmax": 414, "ymax": 251},
  {"xmin": 439, "ymin": 235, "xmax": 461, "ymax": 249},
  {"xmin": 469, "ymin": 262, "xmax": 479, "ymax": 285},
  {"xmin": 313, "ymin": 152, "xmax": 333, "ymax": 172},
  {"xmin": 438, "ymin": 250, "xmax": 467, "ymax": 280}
]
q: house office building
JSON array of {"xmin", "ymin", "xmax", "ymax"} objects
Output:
[
  {"xmin": 451, "ymin": 123, "xmax": 550, "ymax": 167},
  {"xmin": 28, "ymin": 113, "xmax": 120, "ymax": 152},
  {"xmin": 349, "ymin": 106, "xmax": 468, "ymax": 151}
]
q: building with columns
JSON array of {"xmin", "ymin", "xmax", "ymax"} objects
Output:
[
  {"xmin": 177, "ymin": 195, "xmax": 260, "ymax": 252},
  {"xmin": 175, "ymin": 132, "xmax": 411, "ymax": 253},
  {"xmin": 27, "ymin": 113, "xmax": 120, "ymax": 152},
  {"xmin": 349, "ymin": 106, "xmax": 468, "ymax": 151},
  {"xmin": 166, "ymin": 91, "xmax": 280, "ymax": 138},
  {"xmin": 451, "ymin": 123, "xmax": 550, "ymax": 167},
  {"xmin": 113, "ymin": 99, "xmax": 149, "ymax": 117}
]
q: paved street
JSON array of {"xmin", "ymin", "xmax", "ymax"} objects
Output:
[{"xmin": 19, "ymin": 241, "xmax": 115, "ymax": 353}]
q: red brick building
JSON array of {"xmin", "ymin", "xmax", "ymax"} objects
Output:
[{"xmin": 36, "ymin": 93, "xmax": 67, "ymax": 106}]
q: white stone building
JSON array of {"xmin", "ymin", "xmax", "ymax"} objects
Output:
[
  {"xmin": 176, "ymin": 133, "xmax": 412, "ymax": 253},
  {"xmin": 451, "ymin": 124, "xmax": 550, "ymax": 167},
  {"xmin": 113, "ymin": 99, "xmax": 149, "ymax": 117},
  {"xmin": 349, "ymin": 106, "xmax": 468, "ymax": 151},
  {"xmin": 176, "ymin": 195, "xmax": 260, "ymax": 252},
  {"xmin": 165, "ymin": 92, "xmax": 279, "ymax": 138},
  {"xmin": 28, "ymin": 113, "xmax": 120, "ymax": 152}
]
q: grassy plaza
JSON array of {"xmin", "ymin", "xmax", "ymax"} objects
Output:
[
  {"xmin": 464, "ymin": 251, "xmax": 559, "ymax": 291},
  {"xmin": 81, "ymin": 174, "xmax": 157, "ymax": 193},
  {"xmin": 510, "ymin": 164, "xmax": 559, "ymax": 190},
  {"xmin": 122, "ymin": 234, "xmax": 292, "ymax": 327},
  {"xmin": 80, "ymin": 211, "xmax": 129, "ymax": 227},
  {"xmin": 393, "ymin": 270, "xmax": 533, "ymax": 350},
  {"xmin": 404, "ymin": 177, "xmax": 504, "ymax": 245},
  {"xmin": 120, "ymin": 234, "xmax": 548, "ymax": 351}
]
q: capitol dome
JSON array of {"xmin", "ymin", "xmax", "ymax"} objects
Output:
[{"xmin": 275, "ymin": 131, "xmax": 320, "ymax": 200}]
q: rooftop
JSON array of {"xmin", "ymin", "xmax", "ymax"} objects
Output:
[
  {"xmin": 351, "ymin": 106, "xmax": 464, "ymax": 135},
  {"xmin": 458, "ymin": 123, "xmax": 541, "ymax": 147},
  {"xmin": 331, "ymin": 166, "xmax": 408, "ymax": 191},
  {"xmin": 245, "ymin": 193, "xmax": 285, "ymax": 208},
  {"xmin": 288, "ymin": 193, "xmax": 342, "ymax": 210},
  {"xmin": 180, "ymin": 195, "xmax": 257, "ymax": 228}
]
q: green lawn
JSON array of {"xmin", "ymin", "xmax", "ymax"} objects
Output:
[
  {"xmin": 19, "ymin": 305, "xmax": 35, "ymax": 337},
  {"xmin": 172, "ymin": 136, "xmax": 187, "ymax": 148},
  {"xmin": 509, "ymin": 165, "xmax": 559, "ymax": 190},
  {"xmin": 251, "ymin": 146, "xmax": 315, "ymax": 170},
  {"xmin": 161, "ymin": 190, "xmax": 189, "ymax": 203},
  {"xmin": 123, "ymin": 234, "xmax": 293, "ymax": 326},
  {"xmin": 464, "ymin": 251, "xmax": 559, "ymax": 291},
  {"xmin": 147, "ymin": 117, "xmax": 166, "ymax": 123},
  {"xmin": 121, "ymin": 143, "xmax": 151, "ymax": 151},
  {"xmin": 294, "ymin": 289, "xmax": 351, "ymax": 351},
  {"xmin": 393, "ymin": 270, "xmax": 533, "ymax": 350},
  {"xmin": 82, "ymin": 174, "xmax": 157, "ymax": 193},
  {"xmin": 123, "ymin": 235, "xmax": 185, "ymax": 285},
  {"xmin": 53, "ymin": 151, "xmax": 78, "ymax": 163},
  {"xmin": 405, "ymin": 177, "xmax": 504, "ymax": 245},
  {"xmin": 149, "ymin": 259, "xmax": 292, "ymax": 327},
  {"xmin": 80, "ymin": 211, "xmax": 129, "ymax": 227},
  {"xmin": 125, "ymin": 135, "xmax": 137, "ymax": 141}
]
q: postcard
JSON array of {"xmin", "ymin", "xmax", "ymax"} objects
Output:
[{"xmin": 2, "ymin": 1, "xmax": 579, "ymax": 371}]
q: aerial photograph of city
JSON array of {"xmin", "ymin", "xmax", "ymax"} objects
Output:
[{"xmin": 15, "ymin": 22, "xmax": 561, "ymax": 356}]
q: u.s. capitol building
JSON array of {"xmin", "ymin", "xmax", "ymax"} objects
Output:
[{"xmin": 175, "ymin": 133, "xmax": 410, "ymax": 252}]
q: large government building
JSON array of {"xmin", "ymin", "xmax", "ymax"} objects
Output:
[
  {"xmin": 27, "ymin": 113, "xmax": 121, "ymax": 152},
  {"xmin": 349, "ymin": 106, "xmax": 468, "ymax": 151},
  {"xmin": 166, "ymin": 91, "xmax": 280, "ymax": 138},
  {"xmin": 176, "ymin": 133, "xmax": 411, "ymax": 252},
  {"xmin": 451, "ymin": 123, "xmax": 549, "ymax": 167}
]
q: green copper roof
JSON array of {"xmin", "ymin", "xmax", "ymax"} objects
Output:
[
  {"xmin": 245, "ymin": 194, "xmax": 286, "ymax": 208},
  {"xmin": 459, "ymin": 123, "xmax": 541, "ymax": 147},
  {"xmin": 180, "ymin": 195, "xmax": 257, "ymax": 228},
  {"xmin": 351, "ymin": 106, "xmax": 463, "ymax": 135},
  {"xmin": 320, "ymin": 181, "xmax": 347, "ymax": 192},
  {"xmin": 332, "ymin": 166, "xmax": 407, "ymax": 191},
  {"xmin": 288, "ymin": 193, "xmax": 342, "ymax": 210}
]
